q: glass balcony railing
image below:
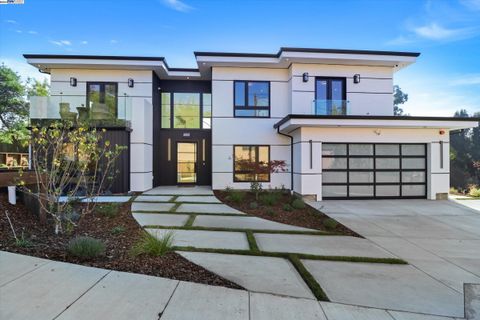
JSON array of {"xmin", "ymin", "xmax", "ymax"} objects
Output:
[
  {"xmin": 312, "ymin": 99, "xmax": 350, "ymax": 116},
  {"xmin": 29, "ymin": 94, "xmax": 132, "ymax": 128}
]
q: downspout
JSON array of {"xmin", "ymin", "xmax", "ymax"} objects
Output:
[{"xmin": 277, "ymin": 126, "xmax": 294, "ymax": 194}]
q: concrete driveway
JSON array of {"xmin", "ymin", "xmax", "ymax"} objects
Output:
[{"xmin": 309, "ymin": 199, "xmax": 480, "ymax": 316}]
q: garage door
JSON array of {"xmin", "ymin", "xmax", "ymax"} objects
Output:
[{"xmin": 322, "ymin": 143, "xmax": 427, "ymax": 199}]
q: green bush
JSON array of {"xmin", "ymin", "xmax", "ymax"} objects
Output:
[
  {"xmin": 229, "ymin": 191, "xmax": 246, "ymax": 203},
  {"xmin": 131, "ymin": 231, "xmax": 174, "ymax": 257},
  {"xmin": 283, "ymin": 204, "xmax": 293, "ymax": 212},
  {"xmin": 259, "ymin": 192, "xmax": 280, "ymax": 206},
  {"xmin": 266, "ymin": 208, "xmax": 276, "ymax": 216},
  {"xmin": 249, "ymin": 202, "xmax": 259, "ymax": 209},
  {"xmin": 469, "ymin": 186, "xmax": 480, "ymax": 198},
  {"xmin": 95, "ymin": 203, "xmax": 120, "ymax": 217},
  {"xmin": 15, "ymin": 232, "xmax": 32, "ymax": 248},
  {"xmin": 67, "ymin": 236, "xmax": 105, "ymax": 260},
  {"xmin": 291, "ymin": 198, "xmax": 306, "ymax": 209},
  {"xmin": 323, "ymin": 218, "xmax": 338, "ymax": 230},
  {"xmin": 111, "ymin": 226, "xmax": 125, "ymax": 235}
]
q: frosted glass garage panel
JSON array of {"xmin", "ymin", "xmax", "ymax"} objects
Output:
[
  {"xmin": 322, "ymin": 171, "xmax": 347, "ymax": 183},
  {"xmin": 349, "ymin": 158, "xmax": 373, "ymax": 169},
  {"xmin": 402, "ymin": 185, "xmax": 425, "ymax": 196},
  {"xmin": 349, "ymin": 185, "xmax": 374, "ymax": 197},
  {"xmin": 402, "ymin": 171, "xmax": 426, "ymax": 183},
  {"xmin": 323, "ymin": 185, "xmax": 347, "ymax": 197},
  {"xmin": 376, "ymin": 172, "xmax": 400, "ymax": 183},
  {"xmin": 322, "ymin": 144, "xmax": 347, "ymax": 156},
  {"xmin": 402, "ymin": 144, "xmax": 425, "ymax": 156},
  {"xmin": 402, "ymin": 158, "xmax": 426, "ymax": 169},
  {"xmin": 322, "ymin": 158, "xmax": 347, "ymax": 169},
  {"xmin": 349, "ymin": 144, "xmax": 373, "ymax": 156},
  {"xmin": 376, "ymin": 185, "xmax": 400, "ymax": 197},
  {"xmin": 376, "ymin": 158, "xmax": 400, "ymax": 169},
  {"xmin": 376, "ymin": 144, "xmax": 400, "ymax": 156},
  {"xmin": 349, "ymin": 171, "xmax": 373, "ymax": 183}
]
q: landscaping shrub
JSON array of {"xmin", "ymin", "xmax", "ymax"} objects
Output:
[
  {"xmin": 449, "ymin": 187, "xmax": 460, "ymax": 195},
  {"xmin": 259, "ymin": 192, "xmax": 280, "ymax": 206},
  {"xmin": 291, "ymin": 198, "xmax": 306, "ymax": 209},
  {"xmin": 111, "ymin": 226, "xmax": 125, "ymax": 235},
  {"xmin": 266, "ymin": 208, "xmax": 276, "ymax": 216},
  {"xmin": 283, "ymin": 204, "xmax": 293, "ymax": 212},
  {"xmin": 250, "ymin": 181, "xmax": 263, "ymax": 200},
  {"xmin": 95, "ymin": 203, "xmax": 121, "ymax": 217},
  {"xmin": 67, "ymin": 236, "xmax": 105, "ymax": 260},
  {"xmin": 131, "ymin": 231, "xmax": 174, "ymax": 257},
  {"xmin": 323, "ymin": 218, "xmax": 338, "ymax": 230},
  {"xmin": 228, "ymin": 191, "xmax": 245, "ymax": 203},
  {"xmin": 249, "ymin": 202, "xmax": 259, "ymax": 209},
  {"xmin": 469, "ymin": 185, "xmax": 480, "ymax": 198},
  {"xmin": 15, "ymin": 232, "xmax": 32, "ymax": 248}
]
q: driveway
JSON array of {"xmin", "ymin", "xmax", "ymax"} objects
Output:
[{"xmin": 309, "ymin": 199, "xmax": 480, "ymax": 316}]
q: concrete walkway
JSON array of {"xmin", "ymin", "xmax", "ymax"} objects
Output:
[
  {"xmin": 309, "ymin": 199, "xmax": 480, "ymax": 318},
  {"xmin": 0, "ymin": 251, "xmax": 464, "ymax": 320}
]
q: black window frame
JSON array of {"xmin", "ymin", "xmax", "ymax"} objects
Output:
[
  {"xmin": 233, "ymin": 80, "xmax": 270, "ymax": 118},
  {"xmin": 159, "ymin": 92, "xmax": 212, "ymax": 130},
  {"xmin": 315, "ymin": 77, "xmax": 346, "ymax": 101},
  {"xmin": 86, "ymin": 82, "xmax": 118, "ymax": 118},
  {"xmin": 233, "ymin": 145, "xmax": 270, "ymax": 182}
]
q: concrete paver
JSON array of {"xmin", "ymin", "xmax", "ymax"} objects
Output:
[
  {"xmin": 56, "ymin": 271, "xmax": 178, "ymax": 320},
  {"xmin": 131, "ymin": 201, "xmax": 175, "ymax": 212},
  {"xmin": 179, "ymin": 252, "xmax": 315, "ymax": 299},
  {"xmin": 176, "ymin": 195, "xmax": 222, "ymax": 203},
  {"xmin": 0, "ymin": 260, "xmax": 109, "ymax": 320},
  {"xmin": 303, "ymin": 260, "xmax": 464, "ymax": 317},
  {"xmin": 320, "ymin": 301, "xmax": 394, "ymax": 320},
  {"xmin": 194, "ymin": 215, "xmax": 312, "ymax": 231},
  {"xmin": 388, "ymin": 310, "xmax": 460, "ymax": 320},
  {"xmin": 176, "ymin": 203, "xmax": 244, "ymax": 214},
  {"xmin": 160, "ymin": 281, "xmax": 249, "ymax": 320},
  {"xmin": 146, "ymin": 228, "xmax": 250, "ymax": 250},
  {"xmin": 250, "ymin": 292, "xmax": 326, "ymax": 320},
  {"xmin": 0, "ymin": 251, "xmax": 49, "ymax": 286},
  {"xmin": 132, "ymin": 213, "xmax": 190, "ymax": 227},
  {"xmin": 255, "ymin": 233, "xmax": 395, "ymax": 258},
  {"xmin": 134, "ymin": 195, "xmax": 173, "ymax": 202}
]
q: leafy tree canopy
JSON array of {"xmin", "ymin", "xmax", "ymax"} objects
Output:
[{"xmin": 393, "ymin": 85, "xmax": 408, "ymax": 116}]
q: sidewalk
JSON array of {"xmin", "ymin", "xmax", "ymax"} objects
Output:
[{"xmin": 0, "ymin": 251, "xmax": 463, "ymax": 320}]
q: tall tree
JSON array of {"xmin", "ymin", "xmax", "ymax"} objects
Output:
[
  {"xmin": 26, "ymin": 77, "xmax": 50, "ymax": 97},
  {"xmin": 393, "ymin": 85, "xmax": 408, "ymax": 116}
]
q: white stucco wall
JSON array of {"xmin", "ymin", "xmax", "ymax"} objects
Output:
[{"xmin": 48, "ymin": 69, "xmax": 153, "ymax": 192}]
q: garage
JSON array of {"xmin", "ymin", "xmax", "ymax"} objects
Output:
[{"xmin": 322, "ymin": 143, "xmax": 427, "ymax": 199}]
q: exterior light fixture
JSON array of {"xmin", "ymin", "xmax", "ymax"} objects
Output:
[
  {"xmin": 353, "ymin": 74, "xmax": 361, "ymax": 84},
  {"xmin": 302, "ymin": 72, "xmax": 309, "ymax": 82},
  {"xmin": 439, "ymin": 129, "xmax": 445, "ymax": 135},
  {"xmin": 70, "ymin": 77, "xmax": 77, "ymax": 87},
  {"xmin": 128, "ymin": 78, "xmax": 134, "ymax": 88}
]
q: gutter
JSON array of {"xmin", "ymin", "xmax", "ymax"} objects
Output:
[{"xmin": 276, "ymin": 126, "xmax": 294, "ymax": 194}]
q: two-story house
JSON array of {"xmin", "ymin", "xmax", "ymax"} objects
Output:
[{"xmin": 24, "ymin": 48, "xmax": 478, "ymax": 200}]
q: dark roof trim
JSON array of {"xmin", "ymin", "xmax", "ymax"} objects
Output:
[
  {"xmin": 274, "ymin": 114, "xmax": 480, "ymax": 129},
  {"xmin": 168, "ymin": 67, "xmax": 200, "ymax": 72},
  {"xmin": 195, "ymin": 47, "xmax": 420, "ymax": 58},
  {"xmin": 23, "ymin": 54, "xmax": 165, "ymax": 61}
]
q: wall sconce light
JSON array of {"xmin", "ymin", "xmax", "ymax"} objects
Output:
[
  {"xmin": 353, "ymin": 74, "xmax": 361, "ymax": 84},
  {"xmin": 70, "ymin": 77, "xmax": 77, "ymax": 87},
  {"xmin": 302, "ymin": 72, "xmax": 309, "ymax": 83},
  {"xmin": 128, "ymin": 78, "xmax": 134, "ymax": 88},
  {"xmin": 374, "ymin": 129, "xmax": 381, "ymax": 135},
  {"xmin": 439, "ymin": 129, "xmax": 445, "ymax": 135}
]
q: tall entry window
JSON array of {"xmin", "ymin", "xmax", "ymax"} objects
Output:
[
  {"xmin": 86, "ymin": 82, "xmax": 118, "ymax": 119},
  {"xmin": 160, "ymin": 92, "xmax": 211, "ymax": 129},
  {"xmin": 234, "ymin": 145, "xmax": 270, "ymax": 182},
  {"xmin": 315, "ymin": 78, "xmax": 346, "ymax": 115},
  {"xmin": 234, "ymin": 81, "xmax": 270, "ymax": 118}
]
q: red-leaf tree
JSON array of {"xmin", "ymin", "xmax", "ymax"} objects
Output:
[{"xmin": 235, "ymin": 159, "xmax": 287, "ymax": 199}]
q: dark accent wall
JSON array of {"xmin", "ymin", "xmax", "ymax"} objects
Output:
[{"xmin": 102, "ymin": 129, "xmax": 130, "ymax": 194}]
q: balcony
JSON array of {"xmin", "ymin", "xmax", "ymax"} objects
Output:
[
  {"xmin": 312, "ymin": 99, "xmax": 349, "ymax": 116},
  {"xmin": 29, "ymin": 94, "xmax": 132, "ymax": 128}
]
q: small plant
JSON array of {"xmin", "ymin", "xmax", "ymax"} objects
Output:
[
  {"xmin": 15, "ymin": 232, "xmax": 32, "ymax": 248},
  {"xmin": 229, "ymin": 191, "xmax": 246, "ymax": 203},
  {"xmin": 96, "ymin": 203, "xmax": 120, "ymax": 217},
  {"xmin": 67, "ymin": 236, "xmax": 105, "ymax": 260},
  {"xmin": 266, "ymin": 208, "xmax": 276, "ymax": 216},
  {"xmin": 259, "ymin": 192, "xmax": 280, "ymax": 206},
  {"xmin": 249, "ymin": 201, "xmax": 259, "ymax": 209},
  {"xmin": 250, "ymin": 181, "xmax": 263, "ymax": 200},
  {"xmin": 291, "ymin": 198, "xmax": 306, "ymax": 209},
  {"xmin": 111, "ymin": 226, "xmax": 125, "ymax": 235},
  {"xmin": 468, "ymin": 185, "xmax": 480, "ymax": 198},
  {"xmin": 283, "ymin": 204, "xmax": 293, "ymax": 212},
  {"xmin": 323, "ymin": 218, "xmax": 338, "ymax": 230},
  {"xmin": 131, "ymin": 231, "xmax": 174, "ymax": 257},
  {"xmin": 449, "ymin": 187, "xmax": 460, "ymax": 195}
]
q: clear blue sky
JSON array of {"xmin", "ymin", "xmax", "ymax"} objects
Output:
[{"xmin": 1, "ymin": 0, "xmax": 479, "ymax": 116}]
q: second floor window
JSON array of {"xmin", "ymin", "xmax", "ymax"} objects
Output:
[
  {"xmin": 234, "ymin": 81, "xmax": 270, "ymax": 118},
  {"xmin": 161, "ymin": 92, "xmax": 211, "ymax": 129},
  {"xmin": 87, "ymin": 82, "xmax": 118, "ymax": 119}
]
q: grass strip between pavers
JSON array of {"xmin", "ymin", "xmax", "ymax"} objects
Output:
[
  {"xmin": 245, "ymin": 231, "xmax": 260, "ymax": 253},
  {"xmin": 169, "ymin": 202, "xmax": 181, "ymax": 213},
  {"xmin": 288, "ymin": 254, "xmax": 329, "ymax": 301},
  {"xmin": 184, "ymin": 215, "xmax": 197, "ymax": 227}
]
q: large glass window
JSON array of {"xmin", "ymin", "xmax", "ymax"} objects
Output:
[
  {"xmin": 234, "ymin": 81, "xmax": 270, "ymax": 118},
  {"xmin": 234, "ymin": 145, "xmax": 270, "ymax": 182},
  {"xmin": 160, "ymin": 92, "xmax": 212, "ymax": 129},
  {"xmin": 87, "ymin": 82, "xmax": 117, "ymax": 119},
  {"xmin": 314, "ymin": 78, "xmax": 346, "ymax": 115},
  {"xmin": 161, "ymin": 93, "xmax": 171, "ymax": 128},
  {"xmin": 202, "ymin": 93, "xmax": 212, "ymax": 129}
]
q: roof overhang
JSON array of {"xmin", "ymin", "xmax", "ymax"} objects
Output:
[{"xmin": 274, "ymin": 115, "xmax": 480, "ymax": 134}]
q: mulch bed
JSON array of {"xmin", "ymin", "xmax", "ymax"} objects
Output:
[
  {"xmin": 214, "ymin": 190, "xmax": 360, "ymax": 237},
  {"xmin": 0, "ymin": 192, "xmax": 242, "ymax": 289}
]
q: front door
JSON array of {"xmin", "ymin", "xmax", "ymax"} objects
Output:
[{"xmin": 177, "ymin": 142, "xmax": 197, "ymax": 184}]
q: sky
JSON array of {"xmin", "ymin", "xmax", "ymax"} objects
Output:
[{"xmin": 1, "ymin": 0, "xmax": 479, "ymax": 116}]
